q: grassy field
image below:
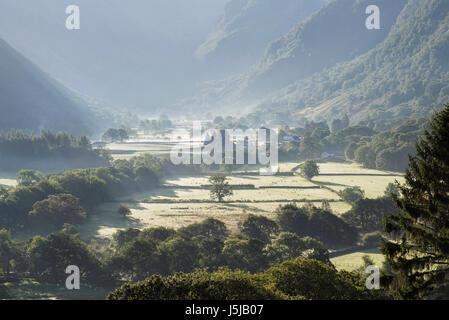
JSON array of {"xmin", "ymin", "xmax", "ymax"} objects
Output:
[
  {"xmin": 79, "ymin": 200, "xmax": 353, "ymax": 240},
  {"xmin": 314, "ymin": 162, "xmax": 404, "ymax": 199},
  {"xmin": 106, "ymin": 126, "xmax": 199, "ymax": 160},
  {"xmin": 138, "ymin": 186, "xmax": 340, "ymax": 202},
  {"xmin": 277, "ymin": 162, "xmax": 302, "ymax": 172},
  {"xmin": 330, "ymin": 248, "xmax": 386, "ymax": 272},
  {"xmin": 164, "ymin": 175, "xmax": 317, "ymax": 188},
  {"xmin": 0, "ymin": 277, "xmax": 110, "ymax": 300},
  {"xmin": 0, "ymin": 172, "xmax": 17, "ymax": 187},
  {"xmin": 76, "ymin": 161, "xmax": 403, "ymax": 240},
  {"xmin": 107, "ymin": 141, "xmax": 176, "ymax": 160}
]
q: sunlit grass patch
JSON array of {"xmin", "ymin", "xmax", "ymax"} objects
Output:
[
  {"xmin": 314, "ymin": 162, "xmax": 405, "ymax": 198},
  {"xmin": 330, "ymin": 248, "xmax": 385, "ymax": 272}
]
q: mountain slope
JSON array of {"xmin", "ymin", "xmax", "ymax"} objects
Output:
[
  {"xmin": 195, "ymin": 0, "xmax": 328, "ymax": 77},
  {"xmin": 185, "ymin": 0, "xmax": 408, "ymax": 114},
  {"xmin": 0, "ymin": 0, "xmax": 228, "ymax": 112},
  {"xmin": 0, "ymin": 38, "xmax": 100, "ymax": 135},
  {"xmin": 257, "ymin": 0, "xmax": 449, "ymax": 130}
]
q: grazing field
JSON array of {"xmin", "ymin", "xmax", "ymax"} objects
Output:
[
  {"xmin": 77, "ymin": 161, "xmax": 405, "ymax": 240},
  {"xmin": 164, "ymin": 175, "xmax": 317, "ymax": 188},
  {"xmin": 139, "ymin": 187, "xmax": 340, "ymax": 202},
  {"xmin": 318, "ymin": 162, "xmax": 398, "ymax": 175},
  {"xmin": 2, "ymin": 160, "xmax": 404, "ymax": 241},
  {"xmin": 105, "ymin": 127, "xmax": 200, "ymax": 160},
  {"xmin": 278, "ymin": 162, "xmax": 302, "ymax": 172},
  {"xmin": 314, "ymin": 162, "xmax": 404, "ymax": 198},
  {"xmin": 79, "ymin": 200, "xmax": 351, "ymax": 240},
  {"xmin": 107, "ymin": 141, "xmax": 176, "ymax": 160},
  {"xmin": 330, "ymin": 248, "xmax": 386, "ymax": 272}
]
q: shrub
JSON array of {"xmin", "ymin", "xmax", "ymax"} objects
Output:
[{"xmin": 362, "ymin": 231, "xmax": 382, "ymax": 248}]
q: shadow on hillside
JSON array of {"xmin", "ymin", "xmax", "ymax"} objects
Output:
[{"xmin": 79, "ymin": 203, "xmax": 146, "ymax": 240}]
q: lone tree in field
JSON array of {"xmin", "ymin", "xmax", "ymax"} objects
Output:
[
  {"xmin": 209, "ymin": 174, "xmax": 233, "ymax": 202},
  {"xmin": 301, "ymin": 160, "xmax": 319, "ymax": 180},
  {"xmin": 118, "ymin": 204, "xmax": 132, "ymax": 217},
  {"xmin": 338, "ymin": 186, "xmax": 365, "ymax": 205},
  {"xmin": 382, "ymin": 103, "xmax": 449, "ymax": 299}
]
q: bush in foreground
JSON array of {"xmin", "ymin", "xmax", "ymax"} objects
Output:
[{"xmin": 107, "ymin": 268, "xmax": 280, "ymax": 300}]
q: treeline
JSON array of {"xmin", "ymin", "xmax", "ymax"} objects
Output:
[
  {"xmin": 208, "ymin": 113, "xmax": 424, "ymax": 172},
  {"xmin": 139, "ymin": 118, "xmax": 173, "ymax": 134},
  {"xmin": 0, "ymin": 129, "xmax": 110, "ymax": 171},
  {"xmin": 0, "ymin": 154, "xmax": 182, "ymax": 232},
  {"xmin": 278, "ymin": 116, "xmax": 427, "ymax": 172},
  {"xmin": 0, "ymin": 202, "xmax": 390, "ymax": 299},
  {"xmin": 101, "ymin": 128, "xmax": 129, "ymax": 143},
  {"xmin": 336, "ymin": 184, "xmax": 401, "ymax": 249},
  {"xmin": 346, "ymin": 118, "xmax": 427, "ymax": 171}
]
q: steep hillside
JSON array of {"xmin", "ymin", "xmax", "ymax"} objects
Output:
[
  {"xmin": 0, "ymin": 0, "xmax": 228, "ymax": 112},
  {"xmin": 182, "ymin": 0, "xmax": 408, "ymax": 115},
  {"xmin": 195, "ymin": 0, "xmax": 328, "ymax": 77},
  {"xmin": 257, "ymin": 0, "xmax": 449, "ymax": 129},
  {"xmin": 0, "ymin": 38, "xmax": 101, "ymax": 135}
]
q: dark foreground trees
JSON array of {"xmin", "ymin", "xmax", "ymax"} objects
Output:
[
  {"xmin": 382, "ymin": 103, "xmax": 449, "ymax": 299},
  {"xmin": 27, "ymin": 232, "xmax": 106, "ymax": 284},
  {"xmin": 342, "ymin": 197, "xmax": 399, "ymax": 233},
  {"xmin": 107, "ymin": 268, "xmax": 278, "ymax": 300},
  {"xmin": 107, "ymin": 258, "xmax": 386, "ymax": 300},
  {"xmin": 238, "ymin": 214, "xmax": 279, "ymax": 243},
  {"xmin": 275, "ymin": 203, "xmax": 357, "ymax": 247},
  {"xmin": 0, "ymin": 229, "xmax": 21, "ymax": 276}
]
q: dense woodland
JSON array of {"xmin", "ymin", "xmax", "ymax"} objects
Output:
[
  {"xmin": 0, "ymin": 203, "xmax": 389, "ymax": 300},
  {"xmin": 0, "ymin": 130, "xmax": 111, "ymax": 171}
]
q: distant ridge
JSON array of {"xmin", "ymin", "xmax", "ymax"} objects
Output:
[{"xmin": 0, "ymin": 38, "xmax": 101, "ymax": 135}]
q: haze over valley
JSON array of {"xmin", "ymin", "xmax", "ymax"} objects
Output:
[{"xmin": 1, "ymin": 0, "xmax": 449, "ymax": 302}]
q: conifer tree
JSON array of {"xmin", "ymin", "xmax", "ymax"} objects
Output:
[{"xmin": 382, "ymin": 103, "xmax": 449, "ymax": 299}]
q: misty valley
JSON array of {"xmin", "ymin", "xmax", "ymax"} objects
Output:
[{"xmin": 0, "ymin": 0, "xmax": 449, "ymax": 306}]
